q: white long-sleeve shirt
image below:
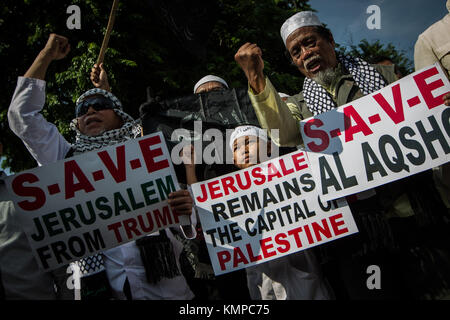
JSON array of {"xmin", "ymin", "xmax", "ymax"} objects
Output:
[
  {"xmin": 8, "ymin": 76, "xmax": 194, "ymax": 300},
  {"xmin": 0, "ymin": 171, "xmax": 59, "ymax": 299}
]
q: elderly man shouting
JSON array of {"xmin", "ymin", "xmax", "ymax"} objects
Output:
[
  {"xmin": 234, "ymin": 11, "xmax": 399, "ymax": 147},
  {"xmin": 235, "ymin": 11, "xmax": 450, "ymax": 300}
]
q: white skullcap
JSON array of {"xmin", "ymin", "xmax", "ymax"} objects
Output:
[
  {"xmin": 280, "ymin": 11, "xmax": 323, "ymax": 46},
  {"xmin": 278, "ymin": 92, "xmax": 290, "ymax": 98},
  {"xmin": 193, "ymin": 75, "xmax": 229, "ymax": 93},
  {"xmin": 229, "ymin": 125, "xmax": 268, "ymax": 150}
]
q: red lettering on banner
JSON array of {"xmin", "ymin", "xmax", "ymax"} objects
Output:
[
  {"xmin": 287, "ymin": 226, "xmax": 303, "ymax": 248},
  {"xmin": 137, "ymin": 212, "xmax": 154, "ymax": 232},
  {"xmin": 123, "ymin": 218, "xmax": 142, "ymax": 239},
  {"xmin": 311, "ymin": 219, "xmax": 332, "ymax": 241},
  {"xmin": 414, "ymin": 66, "xmax": 448, "ymax": 110},
  {"xmin": 291, "ymin": 152, "xmax": 308, "ymax": 171},
  {"xmin": 279, "ymin": 158, "xmax": 294, "ymax": 175},
  {"xmin": 303, "ymin": 119, "xmax": 330, "ymax": 152},
  {"xmin": 260, "ymin": 237, "xmax": 277, "ymax": 258},
  {"xmin": 221, "ymin": 176, "xmax": 238, "ymax": 196},
  {"xmin": 98, "ymin": 145, "xmax": 126, "ymax": 183},
  {"xmin": 233, "ymin": 247, "xmax": 249, "ymax": 268},
  {"xmin": 196, "ymin": 184, "xmax": 208, "ymax": 203},
  {"xmin": 212, "ymin": 214, "xmax": 353, "ymax": 273},
  {"xmin": 267, "ymin": 163, "xmax": 282, "ymax": 182},
  {"xmin": 12, "ymin": 173, "xmax": 46, "ymax": 211},
  {"xmin": 208, "ymin": 180, "xmax": 223, "ymax": 200},
  {"xmin": 329, "ymin": 213, "xmax": 349, "ymax": 236},
  {"xmin": 343, "ymin": 105, "xmax": 373, "ymax": 142},
  {"xmin": 236, "ymin": 171, "xmax": 252, "ymax": 190},
  {"xmin": 246, "ymin": 243, "xmax": 262, "ymax": 262},
  {"xmin": 217, "ymin": 250, "xmax": 232, "ymax": 270},
  {"xmin": 154, "ymin": 206, "xmax": 174, "ymax": 227},
  {"xmin": 373, "ymin": 84, "xmax": 405, "ymax": 124},
  {"xmin": 64, "ymin": 160, "xmax": 95, "ymax": 200},
  {"xmin": 107, "ymin": 207, "xmax": 176, "ymax": 245},
  {"xmin": 274, "ymin": 233, "xmax": 291, "ymax": 253},
  {"xmin": 139, "ymin": 135, "xmax": 169, "ymax": 174},
  {"xmin": 251, "ymin": 167, "xmax": 265, "ymax": 185},
  {"xmin": 303, "ymin": 225, "xmax": 315, "ymax": 244}
]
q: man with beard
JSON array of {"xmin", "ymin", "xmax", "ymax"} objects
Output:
[
  {"xmin": 7, "ymin": 33, "xmax": 195, "ymax": 300},
  {"xmin": 234, "ymin": 11, "xmax": 450, "ymax": 299}
]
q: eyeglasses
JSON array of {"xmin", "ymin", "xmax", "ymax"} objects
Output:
[{"xmin": 75, "ymin": 96, "xmax": 115, "ymax": 117}]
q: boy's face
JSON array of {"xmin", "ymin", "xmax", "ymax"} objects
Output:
[{"xmin": 233, "ymin": 135, "xmax": 269, "ymax": 169}]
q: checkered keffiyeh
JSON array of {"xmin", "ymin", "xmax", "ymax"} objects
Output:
[
  {"xmin": 76, "ymin": 254, "xmax": 105, "ymax": 276},
  {"xmin": 70, "ymin": 108, "xmax": 141, "ymax": 155},
  {"xmin": 303, "ymin": 55, "xmax": 387, "ymax": 115}
]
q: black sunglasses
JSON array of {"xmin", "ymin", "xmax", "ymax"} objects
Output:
[{"xmin": 75, "ymin": 96, "xmax": 115, "ymax": 117}]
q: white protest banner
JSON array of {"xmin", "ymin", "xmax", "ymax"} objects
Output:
[
  {"xmin": 3, "ymin": 132, "xmax": 187, "ymax": 271},
  {"xmin": 300, "ymin": 63, "xmax": 450, "ymax": 201},
  {"xmin": 191, "ymin": 150, "xmax": 357, "ymax": 275}
]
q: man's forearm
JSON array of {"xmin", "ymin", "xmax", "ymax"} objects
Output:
[
  {"xmin": 23, "ymin": 51, "xmax": 53, "ymax": 80},
  {"xmin": 249, "ymin": 78, "xmax": 303, "ymax": 147},
  {"xmin": 8, "ymin": 77, "xmax": 72, "ymax": 165},
  {"xmin": 185, "ymin": 166, "xmax": 198, "ymax": 185},
  {"xmin": 248, "ymin": 72, "xmax": 266, "ymax": 95}
]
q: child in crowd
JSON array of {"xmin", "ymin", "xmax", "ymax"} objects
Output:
[{"xmin": 182, "ymin": 124, "xmax": 333, "ymax": 300}]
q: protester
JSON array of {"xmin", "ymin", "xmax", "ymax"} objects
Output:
[
  {"xmin": 193, "ymin": 75, "xmax": 229, "ymax": 93},
  {"xmin": 370, "ymin": 56, "xmax": 403, "ymax": 79},
  {"xmin": 7, "ymin": 33, "xmax": 195, "ymax": 300},
  {"xmin": 234, "ymin": 11, "xmax": 450, "ymax": 299},
  {"xmin": 228, "ymin": 125, "xmax": 333, "ymax": 300},
  {"xmin": 414, "ymin": 0, "xmax": 450, "ymax": 80},
  {"xmin": 0, "ymin": 120, "xmax": 71, "ymax": 299},
  {"xmin": 414, "ymin": 0, "xmax": 450, "ymax": 215},
  {"xmin": 278, "ymin": 92, "xmax": 290, "ymax": 101},
  {"xmin": 174, "ymin": 75, "xmax": 251, "ymax": 300}
]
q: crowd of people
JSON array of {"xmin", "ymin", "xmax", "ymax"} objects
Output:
[{"xmin": 1, "ymin": 4, "xmax": 450, "ymax": 300}]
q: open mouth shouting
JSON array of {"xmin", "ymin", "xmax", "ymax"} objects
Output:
[{"xmin": 304, "ymin": 55, "xmax": 322, "ymax": 74}]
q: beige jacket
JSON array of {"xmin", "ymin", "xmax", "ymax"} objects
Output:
[
  {"xmin": 414, "ymin": 1, "xmax": 450, "ymax": 78},
  {"xmin": 414, "ymin": 1, "xmax": 450, "ymax": 209}
]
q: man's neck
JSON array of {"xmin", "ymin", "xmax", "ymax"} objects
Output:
[{"xmin": 312, "ymin": 63, "xmax": 346, "ymax": 95}]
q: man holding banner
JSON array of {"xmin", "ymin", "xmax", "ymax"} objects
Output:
[
  {"xmin": 7, "ymin": 33, "xmax": 195, "ymax": 300},
  {"xmin": 235, "ymin": 11, "xmax": 450, "ymax": 299}
]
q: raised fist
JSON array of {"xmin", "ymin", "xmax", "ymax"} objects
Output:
[
  {"xmin": 41, "ymin": 33, "xmax": 70, "ymax": 61},
  {"xmin": 234, "ymin": 42, "xmax": 265, "ymax": 93}
]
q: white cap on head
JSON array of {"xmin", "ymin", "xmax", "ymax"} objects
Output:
[
  {"xmin": 229, "ymin": 125, "xmax": 268, "ymax": 150},
  {"xmin": 278, "ymin": 92, "xmax": 290, "ymax": 98},
  {"xmin": 280, "ymin": 11, "xmax": 323, "ymax": 46},
  {"xmin": 193, "ymin": 75, "xmax": 229, "ymax": 93}
]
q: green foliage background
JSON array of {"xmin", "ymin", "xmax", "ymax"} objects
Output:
[{"xmin": 0, "ymin": 0, "xmax": 413, "ymax": 173}]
